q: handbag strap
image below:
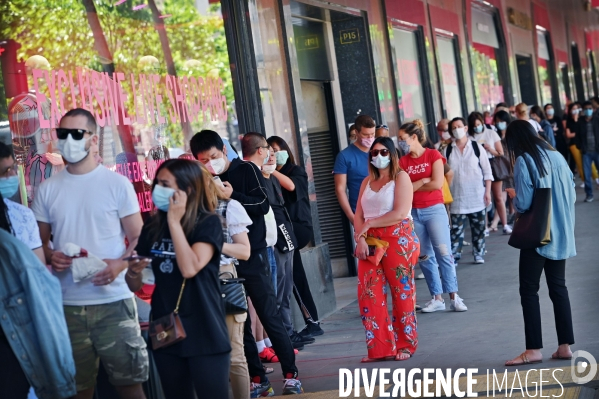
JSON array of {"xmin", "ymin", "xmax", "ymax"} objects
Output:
[{"xmin": 174, "ymin": 279, "xmax": 186, "ymax": 314}]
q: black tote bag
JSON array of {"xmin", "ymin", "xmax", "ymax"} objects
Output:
[{"xmin": 508, "ymin": 155, "xmax": 552, "ymax": 250}]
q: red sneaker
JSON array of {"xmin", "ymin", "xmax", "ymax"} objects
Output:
[{"xmin": 259, "ymin": 347, "xmax": 279, "ymax": 363}]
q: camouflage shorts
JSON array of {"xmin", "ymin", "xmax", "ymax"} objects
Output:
[{"xmin": 64, "ymin": 298, "xmax": 149, "ymax": 391}]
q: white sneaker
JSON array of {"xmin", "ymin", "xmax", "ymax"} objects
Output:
[
  {"xmin": 503, "ymin": 225, "xmax": 512, "ymax": 235},
  {"xmin": 421, "ymin": 298, "xmax": 445, "ymax": 313},
  {"xmin": 474, "ymin": 255, "xmax": 485, "ymax": 264},
  {"xmin": 484, "ymin": 229, "xmax": 489, "ymax": 237},
  {"xmin": 450, "ymin": 294, "xmax": 468, "ymax": 312},
  {"xmin": 416, "ymin": 272, "xmax": 425, "ymax": 280},
  {"xmin": 596, "ymin": 178, "xmax": 599, "ymax": 187},
  {"xmin": 580, "ymin": 182, "xmax": 585, "ymax": 188}
]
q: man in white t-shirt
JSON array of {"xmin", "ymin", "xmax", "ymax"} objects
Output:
[{"xmin": 32, "ymin": 109, "xmax": 148, "ymax": 399}]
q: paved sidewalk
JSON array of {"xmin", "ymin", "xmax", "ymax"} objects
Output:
[{"xmin": 265, "ymin": 181, "xmax": 599, "ymax": 396}]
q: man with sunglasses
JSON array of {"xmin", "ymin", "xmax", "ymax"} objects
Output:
[
  {"xmin": 375, "ymin": 124, "xmax": 389, "ymax": 138},
  {"xmin": 334, "ymin": 115, "xmax": 376, "ymax": 226},
  {"xmin": 32, "ymin": 108, "xmax": 148, "ymax": 399}
]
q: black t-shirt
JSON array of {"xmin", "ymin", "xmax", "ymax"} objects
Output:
[
  {"xmin": 264, "ymin": 176, "xmax": 297, "ymax": 252},
  {"xmin": 549, "ymin": 116, "xmax": 565, "ymax": 145},
  {"xmin": 135, "ymin": 214, "xmax": 230, "ymax": 357},
  {"xmin": 566, "ymin": 118, "xmax": 580, "ymax": 143}
]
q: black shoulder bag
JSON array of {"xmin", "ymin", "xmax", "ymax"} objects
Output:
[{"xmin": 508, "ymin": 155, "xmax": 552, "ymax": 249}]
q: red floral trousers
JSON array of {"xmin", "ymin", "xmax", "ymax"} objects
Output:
[{"xmin": 357, "ymin": 219, "xmax": 420, "ymax": 359}]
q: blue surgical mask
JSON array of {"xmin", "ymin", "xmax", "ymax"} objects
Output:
[
  {"xmin": 398, "ymin": 140, "xmax": 410, "ymax": 154},
  {"xmin": 585, "ymin": 109, "xmax": 593, "ymax": 117},
  {"xmin": 371, "ymin": 155, "xmax": 391, "ymax": 169},
  {"xmin": 0, "ymin": 175, "xmax": 19, "ymax": 199},
  {"xmin": 497, "ymin": 122, "xmax": 507, "ymax": 131},
  {"xmin": 546, "ymin": 108, "xmax": 555, "ymax": 117},
  {"xmin": 275, "ymin": 150, "xmax": 289, "ymax": 165},
  {"xmin": 152, "ymin": 184, "xmax": 176, "ymax": 212},
  {"xmin": 474, "ymin": 125, "xmax": 484, "ymax": 134}
]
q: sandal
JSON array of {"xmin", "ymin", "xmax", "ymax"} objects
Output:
[
  {"xmin": 505, "ymin": 352, "xmax": 543, "ymax": 367},
  {"xmin": 361, "ymin": 356, "xmax": 395, "ymax": 363},
  {"xmin": 395, "ymin": 353, "xmax": 411, "ymax": 361},
  {"xmin": 551, "ymin": 352, "xmax": 572, "ymax": 360}
]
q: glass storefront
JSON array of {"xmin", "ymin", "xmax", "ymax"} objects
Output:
[
  {"xmin": 436, "ymin": 36, "xmax": 463, "ymax": 119},
  {"xmin": 470, "ymin": 6, "xmax": 505, "ymax": 111},
  {"xmin": 390, "ymin": 28, "xmax": 428, "ymax": 125},
  {"xmin": 537, "ymin": 30, "xmax": 552, "ymax": 105},
  {"xmin": 0, "ymin": 0, "xmax": 234, "ymax": 213}
]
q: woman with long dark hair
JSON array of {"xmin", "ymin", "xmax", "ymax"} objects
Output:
[
  {"xmin": 267, "ymin": 136, "xmax": 323, "ymax": 338},
  {"xmin": 126, "ymin": 159, "xmax": 230, "ymax": 397},
  {"xmin": 353, "ymin": 137, "xmax": 419, "ymax": 362},
  {"xmin": 503, "ymin": 121, "xmax": 576, "ymax": 366}
]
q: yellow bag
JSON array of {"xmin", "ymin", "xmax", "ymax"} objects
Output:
[{"xmin": 442, "ymin": 178, "xmax": 453, "ymax": 204}]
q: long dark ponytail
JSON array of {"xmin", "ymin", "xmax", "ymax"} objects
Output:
[{"xmin": 505, "ymin": 120, "xmax": 553, "ymax": 178}]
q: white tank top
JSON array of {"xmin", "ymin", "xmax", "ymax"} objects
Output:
[{"xmin": 361, "ymin": 179, "xmax": 412, "ymax": 221}]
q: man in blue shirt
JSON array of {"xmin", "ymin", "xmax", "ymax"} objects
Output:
[{"xmin": 333, "ymin": 115, "xmax": 376, "ymax": 225}]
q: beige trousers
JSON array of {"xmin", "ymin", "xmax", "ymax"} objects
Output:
[{"xmin": 221, "ymin": 263, "xmax": 250, "ymax": 399}]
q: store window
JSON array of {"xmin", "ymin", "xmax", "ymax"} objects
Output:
[
  {"xmin": 390, "ymin": 28, "xmax": 429, "ymax": 125},
  {"xmin": 470, "ymin": 6, "xmax": 507, "ymax": 111},
  {"xmin": 0, "ymin": 0, "xmax": 234, "ymax": 213},
  {"xmin": 436, "ymin": 36, "xmax": 464, "ymax": 119},
  {"xmin": 537, "ymin": 30, "xmax": 552, "ymax": 105}
]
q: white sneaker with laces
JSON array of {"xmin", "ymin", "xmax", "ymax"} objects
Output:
[
  {"xmin": 421, "ymin": 298, "xmax": 445, "ymax": 313},
  {"xmin": 450, "ymin": 294, "xmax": 468, "ymax": 312},
  {"xmin": 503, "ymin": 225, "xmax": 512, "ymax": 235}
]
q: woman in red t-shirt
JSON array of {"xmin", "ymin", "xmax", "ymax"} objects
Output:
[{"xmin": 398, "ymin": 119, "xmax": 467, "ymax": 313}]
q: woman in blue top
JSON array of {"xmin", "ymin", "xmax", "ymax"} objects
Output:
[{"xmin": 503, "ymin": 121, "xmax": 576, "ymax": 366}]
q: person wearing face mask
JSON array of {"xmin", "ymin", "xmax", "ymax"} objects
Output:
[
  {"xmin": 399, "ymin": 119, "xmax": 467, "ymax": 313},
  {"xmin": 545, "ymin": 103, "xmax": 568, "ymax": 162},
  {"xmin": 489, "ymin": 110, "xmax": 516, "ymax": 230},
  {"xmin": 434, "ymin": 119, "xmax": 453, "ymax": 152},
  {"xmin": 334, "ymin": 115, "xmax": 376, "ymax": 226},
  {"xmin": 353, "ymin": 137, "xmax": 419, "ymax": 362},
  {"xmin": 31, "ymin": 108, "xmax": 149, "ymax": 399},
  {"xmin": 267, "ymin": 136, "xmax": 323, "ymax": 339},
  {"xmin": 575, "ymin": 101, "xmax": 599, "ymax": 202},
  {"xmin": 444, "ymin": 118, "xmax": 493, "ymax": 265},
  {"xmin": 565, "ymin": 102, "xmax": 598, "ymax": 187},
  {"xmin": 261, "ymin": 147, "xmax": 307, "ymax": 349},
  {"xmin": 0, "ymin": 142, "xmax": 45, "ymax": 264},
  {"xmin": 190, "ymin": 131, "xmax": 303, "ymax": 395},
  {"xmin": 467, "ymin": 112, "xmax": 506, "ymax": 235},
  {"xmin": 125, "ymin": 159, "xmax": 230, "ymax": 398},
  {"xmin": 529, "ymin": 106, "xmax": 555, "ymax": 148}
]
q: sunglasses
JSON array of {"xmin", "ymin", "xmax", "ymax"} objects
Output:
[
  {"xmin": 370, "ymin": 149, "xmax": 390, "ymax": 157},
  {"xmin": 56, "ymin": 128, "xmax": 94, "ymax": 140},
  {"xmin": 376, "ymin": 124, "xmax": 389, "ymax": 129}
]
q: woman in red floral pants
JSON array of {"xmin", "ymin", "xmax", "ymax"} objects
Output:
[{"xmin": 354, "ymin": 137, "xmax": 420, "ymax": 362}]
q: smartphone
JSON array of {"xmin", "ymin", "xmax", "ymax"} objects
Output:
[
  {"xmin": 123, "ymin": 255, "xmax": 152, "ymax": 262},
  {"xmin": 213, "ymin": 176, "xmax": 225, "ymax": 188}
]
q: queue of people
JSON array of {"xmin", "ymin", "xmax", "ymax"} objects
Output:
[
  {"xmin": 0, "ymin": 96, "xmax": 585, "ymax": 396},
  {"xmin": 335, "ymin": 98, "xmax": 579, "ymax": 365},
  {"xmin": 0, "ymin": 108, "xmax": 324, "ymax": 399}
]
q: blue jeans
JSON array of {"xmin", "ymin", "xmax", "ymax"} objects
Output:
[
  {"xmin": 583, "ymin": 151, "xmax": 599, "ymax": 197},
  {"xmin": 411, "ymin": 203, "xmax": 459, "ymax": 296},
  {"xmin": 266, "ymin": 246, "xmax": 277, "ymax": 296}
]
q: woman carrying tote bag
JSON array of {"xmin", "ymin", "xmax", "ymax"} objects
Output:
[{"xmin": 503, "ymin": 121, "xmax": 577, "ymax": 366}]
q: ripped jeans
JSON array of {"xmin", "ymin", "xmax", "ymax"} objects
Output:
[{"xmin": 411, "ymin": 204, "xmax": 459, "ymax": 296}]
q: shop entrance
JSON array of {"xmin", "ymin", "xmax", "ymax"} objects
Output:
[
  {"xmin": 291, "ymin": 1, "xmax": 380, "ymax": 276},
  {"xmin": 516, "ymin": 54, "xmax": 538, "ymax": 105},
  {"xmin": 561, "ymin": 64, "xmax": 573, "ymax": 103}
]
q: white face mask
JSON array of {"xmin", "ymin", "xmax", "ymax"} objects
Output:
[
  {"xmin": 58, "ymin": 134, "xmax": 92, "ymax": 164},
  {"xmin": 441, "ymin": 131, "xmax": 452, "ymax": 141},
  {"xmin": 453, "ymin": 127, "xmax": 466, "ymax": 139},
  {"xmin": 262, "ymin": 164, "xmax": 276, "ymax": 174},
  {"xmin": 207, "ymin": 157, "xmax": 226, "ymax": 175}
]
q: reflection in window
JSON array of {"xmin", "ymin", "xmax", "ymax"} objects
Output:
[
  {"xmin": 391, "ymin": 29, "xmax": 427, "ymax": 125},
  {"xmin": 437, "ymin": 37, "xmax": 463, "ymax": 119},
  {"xmin": 1, "ymin": 0, "xmax": 235, "ymax": 212}
]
